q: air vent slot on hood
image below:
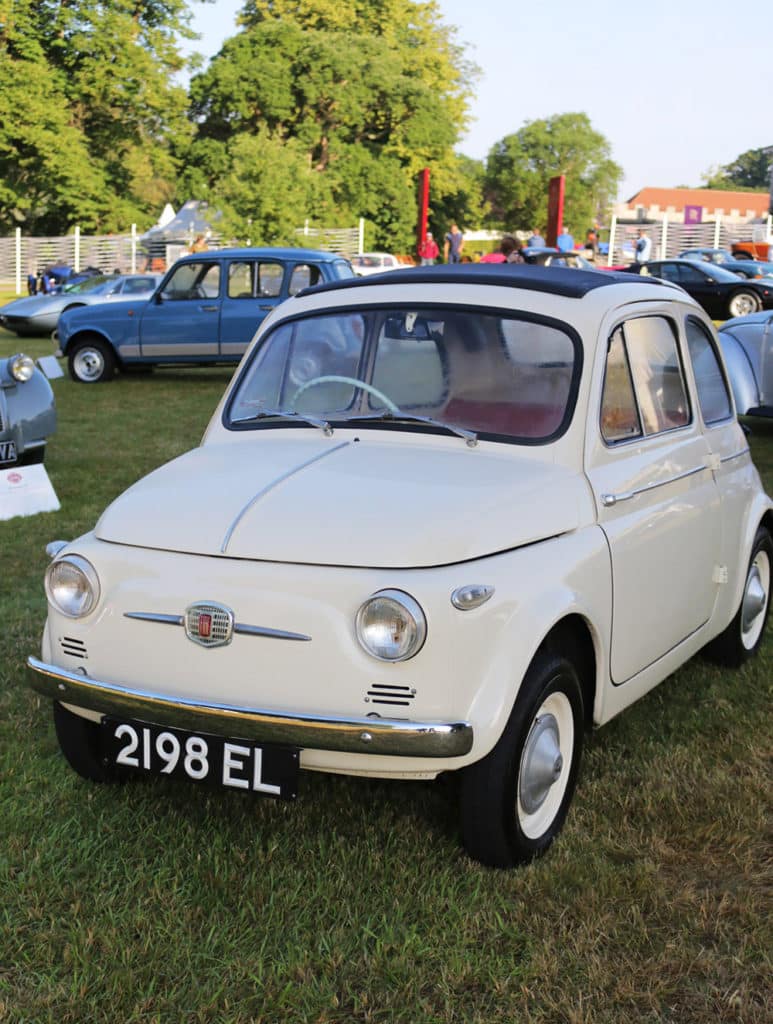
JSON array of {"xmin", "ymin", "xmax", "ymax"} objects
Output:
[
  {"xmin": 60, "ymin": 636, "xmax": 87, "ymax": 660},
  {"xmin": 365, "ymin": 683, "xmax": 416, "ymax": 708}
]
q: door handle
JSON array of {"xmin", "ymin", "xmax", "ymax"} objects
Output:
[
  {"xmin": 199, "ymin": 304, "xmax": 218, "ymax": 312},
  {"xmin": 259, "ymin": 303, "xmax": 274, "ymax": 310}
]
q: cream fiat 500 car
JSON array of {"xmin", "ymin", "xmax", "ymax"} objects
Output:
[{"xmin": 29, "ymin": 265, "xmax": 772, "ymax": 868}]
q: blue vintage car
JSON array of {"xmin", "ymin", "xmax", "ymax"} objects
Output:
[
  {"xmin": 0, "ymin": 354, "xmax": 57, "ymax": 467},
  {"xmin": 56, "ymin": 248, "xmax": 356, "ymax": 383}
]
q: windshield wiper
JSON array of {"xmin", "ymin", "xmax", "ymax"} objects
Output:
[
  {"xmin": 231, "ymin": 407, "xmax": 334, "ymax": 435},
  {"xmin": 340, "ymin": 411, "xmax": 478, "ymax": 447}
]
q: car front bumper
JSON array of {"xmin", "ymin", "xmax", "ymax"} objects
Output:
[{"xmin": 27, "ymin": 656, "xmax": 474, "ymax": 758}]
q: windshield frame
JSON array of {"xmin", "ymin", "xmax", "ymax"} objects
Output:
[{"xmin": 223, "ymin": 302, "xmax": 584, "ymax": 447}]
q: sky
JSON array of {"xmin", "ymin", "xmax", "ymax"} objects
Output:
[{"xmin": 181, "ymin": 0, "xmax": 773, "ymax": 201}]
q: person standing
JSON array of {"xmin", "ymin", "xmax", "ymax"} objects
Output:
[
  {"xmin": 527, "ymin": 228, "xmax": 545, "ymax": 248},
  {"xmin": 634, "ymin": 228, "xmax": 652, "ymax": 264},
  {"xmin": 444, "ymin": 223, "xmax": 464, "ymax": 263},
  {"xmin": 556, "ymin": 229, "xmax": 574, "ymax": 252},
  {"xmin": 418, "ymin": 232, "xmax": 439, "ymax": 265}
]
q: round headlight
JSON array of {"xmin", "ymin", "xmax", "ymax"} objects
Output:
[
  {"xmin": 355, "ymin": 589, "xmax": 426, "ymax": 662},
  {"xmin": 9, "ymin": 353, "xmax": 35, "ymax": 382},
  {"xmin": 45, "ymin": 555, "xmax": 100, "ymax": 618}
]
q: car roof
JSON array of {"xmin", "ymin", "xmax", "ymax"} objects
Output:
[
  {"xmin": 301, "ymin": 263, "xmax": 681, "ymax": 300},
  {"xmin": 175, "ymin": 247, "xmax": 348, "ymax": 263}
]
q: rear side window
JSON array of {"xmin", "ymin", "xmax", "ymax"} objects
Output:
[
  {"xmin": 685, "ymin": 319, "xmax": 732, "ymax": 423},
  {"xmin": 601, "ymin": 316, "xmax": 690, "ymax": 443}
]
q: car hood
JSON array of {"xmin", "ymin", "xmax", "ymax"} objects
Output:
[
  {"xmin": 94, "ymin": 435, "xmax": 593, "ymax": 567},
  {"xmin": 0, "ymin": 295, "xmax": 61, "ymax": 318}
]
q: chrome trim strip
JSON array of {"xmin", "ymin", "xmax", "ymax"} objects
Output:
[
  {"xmin": 720, "ymin": 447, "xmax": 751, "ymax": 464},
  {"xmin": 120, "ymin": 344, "xmax": 141, "ymax": 358},
  {"xmin": 221, "ymin": 441, "xmax": 350, "ymax": 553},
  {"xmin": 220, "ymin": 343, "xmax": 249, "ymax": 355},
  {"xmin": 139, "ymin": 343, "xmax": 219, "ymax": 356},
  {"xmin": 125, "ymin": 612, "xmax": 184, "ymax": 626},
  {"xmin": 601, "ymin": 464, "xmax": 708, "ymax": 508},
  {"xmin": 124, "ymin": 612, "xmax": 311, "ymax": 642},
  {"xmin": 27, "ymin": 657, "xmax": 472, "ymax": 758}
]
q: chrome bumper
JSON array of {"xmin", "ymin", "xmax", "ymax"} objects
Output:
[{"xmin": 27, "ymin": 657, "xmax": 473, "ymax": 758}]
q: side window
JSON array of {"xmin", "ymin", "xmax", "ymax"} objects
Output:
[
  {"xmin": 228, "ymin": 261, "xmax": 254, "ymax": 299},
  {"xmin": 652, "ymin": 263, "xmax": 678, "ymax": 283},
  {"xmin": 288, "ymin": 264, "xmax": 321, "ymax": 296},
  {"xmin": 601, "ymin": 317, "xmax": 690, "ymax": 443},
  {"xmin": 163, "ymin": 261, "xmax": 220, "ymax": 300},
  {"xmin": 677, "ymin": 265, "xmax": 706, "ymax": 284},
  {"xmin": 623, "ymin": 317, "xmax": 690, "ymax": 434},
  {"xmin": 258, "ymin": 262, "xmax": 284, "ymax": 297},
  {"xmin": 601, "ymin": 328, "xmax": 642, "ymax": 443},
  {"xmin": 685, "ymin": 319, "xmax": 733, "ymax": 423}
]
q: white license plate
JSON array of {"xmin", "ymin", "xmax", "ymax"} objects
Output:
[
  {"xmin": 101, "ymin": 718, "xmax": 298, "ymax": 799},
  {"xmin": 0, "ymin": 441, "xmax": 17, "ymax": 465}
]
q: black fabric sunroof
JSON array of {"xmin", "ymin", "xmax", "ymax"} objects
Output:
[{"xmin": 302, "ymin": 263, "xmax": 674, "ymax": 300}]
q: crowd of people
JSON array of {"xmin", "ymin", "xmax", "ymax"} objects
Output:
[{"xmin": 413, "ymin": 222, "xmax": 606, "ymax": 266}]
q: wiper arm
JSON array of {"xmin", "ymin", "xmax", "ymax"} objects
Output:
[
  {"xmin": 341, "ymin": 411, "xmax": 478, "ymax": 447},
  {"xmin": 231, "ymin": 407, "xmax": 334, "ymax": 435}
]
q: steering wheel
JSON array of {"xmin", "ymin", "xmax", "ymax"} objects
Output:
[{"xmin": 290, "ymin": 375, "xmax": 400, "ymax": 414}]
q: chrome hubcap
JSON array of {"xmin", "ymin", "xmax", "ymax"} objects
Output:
[
  {"xmin": 74, "ymin": 349, "xmax": 104, "ymax": 381},
  {"xmin": 519, "ymin": 713, "xmax": 563, "ymax": 815},
  {"xmin": 742, "ymin": 567, "xmax": 766, "ymax": 633}
]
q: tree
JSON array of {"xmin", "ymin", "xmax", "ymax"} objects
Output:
[
  {"xmin": 0, "ymin": 0, "xmax": 194, "ymax": 233},
  {"xmin": 181, "ymin": 0, "xmax": 477, "ymax": 250},
  {"xmin": 483, "ymin": 113, "xmax": 623, "ymax": 237},
  {"xmin": 703, "ymin": 146, "xmax": 773, "ymax": 192}
]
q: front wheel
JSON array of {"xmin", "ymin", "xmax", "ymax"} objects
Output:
[
  {"xmin": 68, "ymin": 337, "xmax": 116, "ymax": 383},
  {"xmin": 706, "ymin": 526, "xmax": 772, "ymax": 666},
  {"xmin": 727, "ymin": 290, "xmax": 761, "ymax": 318},
  {"xmin": 460, "ymin": 651, "xmax": 584, "ymax": 868}
]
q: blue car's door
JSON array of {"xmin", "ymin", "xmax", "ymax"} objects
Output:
[
  {"xmin": 219, "ymin": 258, "xmax": 288, "ymax": 358},
  {"xmin": 139, "ymin": 260, "xmax": 222, "ymax": 361}
]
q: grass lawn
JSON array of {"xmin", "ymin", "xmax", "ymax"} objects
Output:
[{"xmin": 0, "ymin": 325, "xmax": 771, "ymax": 1024}]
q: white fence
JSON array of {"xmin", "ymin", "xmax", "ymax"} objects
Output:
[
  {"xmin": 1, "ymin": 220, "xmax": 365, "ymax": 293},
  {"xmin": 606, "ymin": 215, "xmax": 773, "ymax": 265}
]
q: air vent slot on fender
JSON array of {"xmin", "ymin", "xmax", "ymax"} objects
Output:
[
  {"xmin": 60, "ymin": 637, "xmax": 87, "ymax": 659},
  {"xmin": 365, "ymin": 683, "xmax": 416, "ymax": 708}
]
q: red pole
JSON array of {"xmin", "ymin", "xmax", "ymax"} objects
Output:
[
  {"xmin": 546, "ymin": 175, "xmax": 565, "ymax": 247},
  {"xmin": 417, "ymin": 168, "xmax": 430, "ymax": 253}
]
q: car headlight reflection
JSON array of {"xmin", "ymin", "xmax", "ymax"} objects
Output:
[
  {"xmin": 9, "ymin": 353, "xmax": 35, "ymax": 382},
  {"xmin": 45, "ymin": 555, "xmax": 101, "ymax": 618},
  {"xmin": 356, "ymin": 589, "xmax": 426, "ymax": 661}
]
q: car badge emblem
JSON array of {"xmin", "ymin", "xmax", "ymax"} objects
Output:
[{"xmin": 184, "ymin": 602, "xmax": 234, "ymax": 648}]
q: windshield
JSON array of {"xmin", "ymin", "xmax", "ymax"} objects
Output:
[
  {"xmin": 62, "ymin": 276, "xmax": 110, "ymax": 294},
  {"xmin": 227, "ymin": 307, "xmax": 580, "ymax": 443},
  {"xmin": 702, "ymin": 263, "xmax": 753, "ymax": 283}
]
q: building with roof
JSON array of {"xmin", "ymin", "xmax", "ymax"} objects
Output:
[{"xmin": 614, "ymin": 187, "xmax": 770, "ymax": 224}]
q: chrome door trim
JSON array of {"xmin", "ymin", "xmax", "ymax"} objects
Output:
[
  {"xmin": 720, "ymin": 446, "xmax": 751, "ymax": 464},
  {"xmin": 601, "ymin": 463, "xmax": 708, "ymax": 508}
]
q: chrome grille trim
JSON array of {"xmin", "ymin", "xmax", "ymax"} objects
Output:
[{"xmin": 124, "ymin": 611, "xmax": 311, "ymax": 642}]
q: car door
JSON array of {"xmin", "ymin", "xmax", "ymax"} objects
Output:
[
  {"xmin": 676, "ymin": 264, "xmax": 724, "ymax": 318},
  {"xmin": 219, "ymin": 259, "xmax": 287, "ymax": 358},
  {"xmin": 139, "ymin": 260, "xmax": 222, "ymax": 361},
  {"xmin": 585, "ymin": 312, "xmax": 722, "ymax": 683}
]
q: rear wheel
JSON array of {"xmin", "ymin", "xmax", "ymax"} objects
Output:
[
  {"xmin": 727, "ymin": 290, "xmax": 761, "ymax": 318},
  {"xmin": 68, "ymin": 336, "xmax": 116, "ymax": 383},
  {"xmin": 707, "ymin": 526, "xmax": 772, "ymax": 666},
  {"xmin": 460, "ymin": 651, "xmax": 584, "ymax": 868},
  {"xmin": 53, "ymin": 702, "xmax": 116, "ymax": 783}
]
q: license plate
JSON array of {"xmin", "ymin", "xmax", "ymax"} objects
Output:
[
  {"xmin": 101, "ymin": 718, "xmax": 299, "ymax": 800},
  {"xmin": 0, "ymin": 441, "xmax": 17, "ymax": 465}
]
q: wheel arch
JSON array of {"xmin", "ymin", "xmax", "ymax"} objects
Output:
[
  {"xmin": 61, "ymin": 326, "xmax": 116, "ymax": 357},
  {"xmin": 535, "ymin": 614, "xmax": 599, "ymax": 731}
]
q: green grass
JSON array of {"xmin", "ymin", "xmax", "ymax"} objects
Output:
[{"xmin": 1, "ymin": 328, "xmax": 771, "ymax": 1023}]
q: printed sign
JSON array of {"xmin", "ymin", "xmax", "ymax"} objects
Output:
[
  {"xmin": 684, "ymin": 205, "xmax": 703, "ymax": 225},
  {"xmin": 0, "ymin": 464, "xmax": 60, "ymax": 521}
]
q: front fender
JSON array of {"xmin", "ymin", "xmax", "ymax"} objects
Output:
[
  {"xmin": 58, "ymin": 303, "xmax": 142, "ymax": 354},
  {"xmin": 0, "ymin": 367, "xmax": 56, "ymax": 454}
]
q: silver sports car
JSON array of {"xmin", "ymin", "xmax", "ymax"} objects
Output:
[{"xmin": 0, "ymin": 274, "xmax": 161, "ymax": 337}]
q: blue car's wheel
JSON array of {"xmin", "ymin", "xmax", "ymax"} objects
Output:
[{"xmin": 68, "ymin": 336, "xmax": 116, "ymax": 383}]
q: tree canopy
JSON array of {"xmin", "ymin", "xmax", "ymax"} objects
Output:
[
  {"xmin": 483, "ymin": 113, "xmax": 623, "ymax": 238},
  {"xmin": 703, "ymin": 145, "xmax": 773, "ymax": 192}
]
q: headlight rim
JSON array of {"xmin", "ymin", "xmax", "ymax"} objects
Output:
[
  {"xmin": 355, "ymin": 588, "xmax": 427, "ymax": 663},
  {"xmin": 9, "ymin": 353, "xmax": 35, "ymax": 383},
  {"xmin": 44, "ymin": 554, "xmax": 101, "ymax": 619}
]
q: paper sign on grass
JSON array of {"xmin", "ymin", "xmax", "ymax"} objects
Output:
[{"xmin": 0, "ymin": 464, "xmax": 60, "ymax": 521}]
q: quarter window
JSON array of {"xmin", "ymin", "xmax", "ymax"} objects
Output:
[{"xmin": 685, "ymin": 319, "xmax": 732, "ymax": 423}]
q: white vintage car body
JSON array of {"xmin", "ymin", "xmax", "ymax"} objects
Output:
[{"xmin": 29, "ymin": 266, "xmax": 772, "ymax": 866}]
